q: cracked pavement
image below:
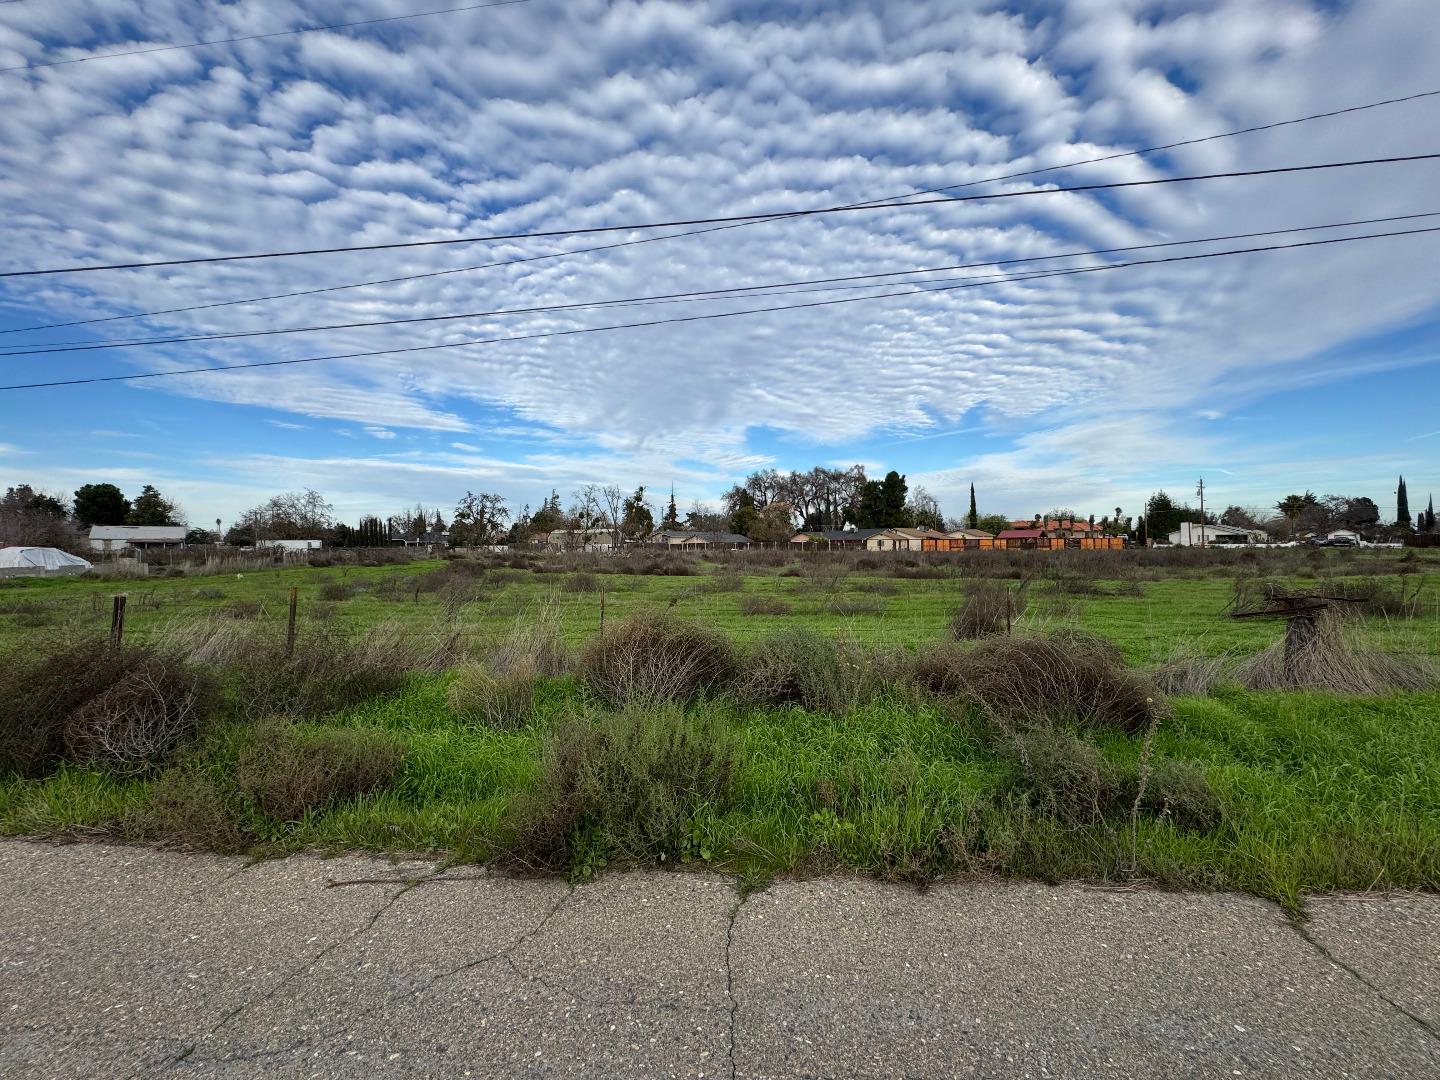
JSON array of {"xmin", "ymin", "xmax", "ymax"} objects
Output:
[{"xmin": 2, "ymin": 842, "xmax": 1437, "ymax": 1078}]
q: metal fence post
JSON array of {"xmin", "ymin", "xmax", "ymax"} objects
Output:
[
  {"xmin": 286, "ymin": 586, "xmax": 298, "ymax": 658},
  {"xmin": 110, "ymin": 594, "xmax": 126, "ymax": 651}
]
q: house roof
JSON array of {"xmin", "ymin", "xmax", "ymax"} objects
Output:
[
  {"xmin": 946, "ymin": 528, "xmax": 993, "ymax": 539},
  {"xmin": 659, "ymin": 530, "xmax": 750, "ymax": 544},
  {"xmin": 89, "ymin": 525, "xmax": 186, "ymax": 541},
  {"xmin": 997, "ymin": 529, "xmax": 1045, "ymax": 539},
  {"xmin": 791, "ymin": 529, "xmax": 885, "ymax": 542}
]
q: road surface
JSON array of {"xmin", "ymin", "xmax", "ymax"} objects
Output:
[{"xmin": 2, "ymin": 841, "xmax": 1437, "ymax": 1077}]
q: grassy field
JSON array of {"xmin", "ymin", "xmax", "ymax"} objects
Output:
[{"xmin": 2, "ymin": 547, "xmax": 1438, "ymax": 910}]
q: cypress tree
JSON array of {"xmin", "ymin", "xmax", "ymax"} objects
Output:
[
  {"xmin": 1396, "ymin": 476, "xmax": 1411, "ymax": 527},
  {"xmin": 967, "ymin": 483, "xmax": 978, "ymax": 529}
]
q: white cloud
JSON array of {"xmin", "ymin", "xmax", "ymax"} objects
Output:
[{"xmin": 0, "ymin": 0, "xmax": 1437, "ymax": 516}]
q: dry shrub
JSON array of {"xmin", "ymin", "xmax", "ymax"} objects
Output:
[
  {"xmin": 950, "ymin": 579, "xmax": 1026, "ymax": 639},
  {"xmin": 938, "ymin": 631, "xmax": 1164, "ymax": 735},
  {"xmin": 507, "ymin": 704, "xmax": 733, "ymax": 870},
  {"xmin": 317, "ymin": 579, "xmax": 354, "ymax": 602},
  {"xmin": 704, "ymin": 570, "xmax": 744, "ymax": 593},
  {"xmin": 489, "ymin": 604, "xmax": 572, "ymax": 676},
  {"xmin": 578, "ymin": 613, "xmax": 736, "ymax": 705},
  {"xmin": 62, "ymin": 656, "xmax": 215, "ymax": 777},
  {"xmin": 1234, "ymin": 613, "xmax": 1438, "ymax": 694},
  {"xmin": 221, "ymin": 600, "xmax": 262, "ymax": 620},
  {"xmin": 1012, "ymin": 727, "xmax": 1123, "ymax": 825},
  {"xmin": 827, "ymin": 596, "xmax": 884, "ymax": 616},
  {"xmin": 448, "ymin": 663, "xmax": 536, "ymax": 729},
  {"xmin": 0, "ymin": 637, "xmax": 211, "ymax": 777},
  {"xmin": 1137, "ymin": 759, "xmax": 1222, "ymax": 832},
  {"xmin": 738, "ymin": 594, "xmax": 791, "ymax": 616},
  {"xmin": 128, "ymin": 761, "xmax": 253, "ymax": 852},
  {"xmin": 1150, "ymin": 649, "xmax": 1234, "ymax": 696},
  {"xmin": 563, "ymin": 572, "xmax": 599, "ymax": 593},
  {"xmin": 737, "ymin": 628, "xmax": 906, "ymax": 715},
  {"xmin": 236, "ymin": 721, "xmax": 405, "ymax": 822},
  {"xmin": 160, "ymin": 617, "xmax": 459, "ymax": 720},
  {"xmin": 1322, "ymin": 577, "xmax": 1423, "ymax": 618}
]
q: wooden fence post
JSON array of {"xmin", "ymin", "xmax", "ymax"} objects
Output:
[
  {"xmin": 599, "ymin": 584, "xmax": 606, "ymax": 635},
  {"xmin": 1005, "ymin": 587, "xmax": 1013, "ymax": 636},
  {"xmin": 286, "ymin": 586, "xmax": 298, "ymax": 658},
  {"xmin": 109, "ymin": 594, "xmax": 126, "ymax": 651}
]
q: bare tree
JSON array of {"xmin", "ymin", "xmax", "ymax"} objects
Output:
[
  {"xmin": 600, "ymin": 484, "xmax": 626, "ymax": 530},
  {"xmin": 452, "ymin": 491, "xmax": 510, "ymax": 546},
  {"xmin": 569, "ymin": 485, "xmax": 606, "ymax": 547}
]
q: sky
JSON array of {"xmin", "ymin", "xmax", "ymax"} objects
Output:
[{"xmin": 1, "ymin": 0, "xmax": 1438, "ymax": 531}]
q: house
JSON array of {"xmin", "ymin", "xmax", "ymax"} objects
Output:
[
  {"xmin": 864, "ymin": 527, "xmax": 938, "ymax": 551},
  {"xmin": 1167, "ymin": 522, "xmax": 1254, "ymax": 547},
  {"xmin": 946, "ymin": 528, "xmax": 994, "ymax": 540},
  {"xmin": 257, "ymin": 539, "xmax": 323, "ymax": 552},
  {"xmin": 88, "ymin": 525, "xmax": 187, "ymax": 553},
  {"xmin": 546, "ymin": 528, "xmax": 621, "ymax": 551},
  {"xmin": 653, "ymin": 530, "xmax": 750, "ymax": 548},
  {"xmin": 996, "ymin": 528, "xmax": 1047, "ymax": 548},
  {"xmin": 1011, "ymin": 517, "xmax": 1101, "ymax": 539},
  {"xmin": 389, "ymin": 530, "xmax": 449, "ymax": 548},
  {"xmin": 789, "ymin": 529, "xmax": 884, "ymax": 549},
  {"xmin": 1324, "ymin": 529, "xmax": 1362, "ymax": 546}
]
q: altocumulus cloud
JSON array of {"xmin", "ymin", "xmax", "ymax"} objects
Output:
[{"xmin": 0, "ymin": 0, "xmax": 1438, "ymax": 517}]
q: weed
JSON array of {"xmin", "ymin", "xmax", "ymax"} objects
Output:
[
  {"xmin": 950, "ymin": 579, "xmax": 1026, "ymax": 639},
  {"xmin": 236, "ymin": 721, "xmax": 405, "ymax": 822},
  {"xmin": 578, "ymin": 613, "xmax": 736, "ymax": 705},
  {"xmin": 941, "ymin": 631, "xmax": 1164, "ymax": 735},
  {"xmin": 1011, "ymin": 727, "xmax": 1123, "ymax": 825},
  {"xmin": 1234, "ymin": 613, "xmax": 1439, "ymax": 694},
  {"xmin": 448, "ymin": 663, "xmax": 536, "ymax": 729},
  {"xmin": 507, "ymin": 703, "xmax": 734, "ymax": 871},
  {"xmin": 318, "ymin": 579, "xmax": 354, "ymax": 602},
  {"xmin": 62, "ymin": 656, "xmax": 215, "ymax": 777},
  {"xmin": 738, "ymin": 594, "xmax": 792, "ymax": 616},
  {"xmin": 127, "ymin": 759, "xmax": 253, "ymax": 852}
]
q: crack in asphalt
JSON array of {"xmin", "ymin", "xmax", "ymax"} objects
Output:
[
  {"xmin": 1292, "ymin": 920, "xmax": 1440, "ymax": 1045},
  {"xmin": 408, "ymin": 885, "xmax": 575, "ymax": 998},
  {"xmin": 152, "ymin": 870, "xmax": 442, "ymax": 1076},
  {"xmin": 724, "ymin": 889, "xmax": 748, "ymax": 1080}
]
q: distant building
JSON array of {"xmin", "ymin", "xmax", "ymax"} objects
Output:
[
  {"xmin": 389, "ymin": 530, "xmax": 449, "ymax": 548},
  {"xmin": 653, "ymin": 530, "xmax": 751, "ymax": 548},
  {"xmin": 257, "ymin": 539, "xmax": 324, "ymax": 552},
  {"xmin": 946, "ymin": 527, "xmax": 994, "ymax": 540},
  {"xmin": 864, "ymin": 527, "xmax": 939, "ymax": 551},
  {"xmin": 88, "ymin": 525, "xmax": 187, "ymax": 553},
  {"xmin": 545, "ymin": 528, "xmax": 620, "ymax": 551},
  {"xmin": 1167, "ymin": 522, "xmax": 1255, "ymax": 547},
  {"xmin": 789, "ymin": 529, "xmax": 884, "ymax": 549}
]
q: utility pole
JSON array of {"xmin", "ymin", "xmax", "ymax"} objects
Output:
[{"xmin": 1196, "ymin": 477, "xmax": 1206, "ymax": 548}]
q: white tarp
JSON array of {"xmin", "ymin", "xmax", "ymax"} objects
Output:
[{"xmin": 0, "ymin": 546, "xmax": 93, "ymax": 572}]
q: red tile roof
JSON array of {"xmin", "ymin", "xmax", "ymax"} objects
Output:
[{"xmin": 997, "ymin": 529, "xmax": 1046, "ymax": 539}]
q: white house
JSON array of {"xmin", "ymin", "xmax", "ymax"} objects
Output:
[
  {"xmin": 546, "ymin": 528, "xmax": 621, "ymax": 551},
  {"xmin": 256, "ymin": 539, "xmax": 324, "ymax": 552},
  {"xmin": 1167, "ymin": 522, "xmax": 1257, "ymax": 547},
  {"xmin": 88, "ymin": 525, "xmax": 187, "ymax": 553}
]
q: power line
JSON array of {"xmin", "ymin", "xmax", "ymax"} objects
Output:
[
  {"xmin": 4, "ymin": 153, "xmax": 1437, "ymax": 280},
  {"xmin": 7, "ymin": 211, "xmax": 1437, "ymax": 357},
  {"xmin": 3, "ymin": 223, "xmax": 1434, "ymax": 391},
  {"xmin": 7, "ymin": 86, "xmax": 1436, "ymax": 335},
  {"xmin": 0, "ymin": 0, "xmax": 534, "ymax": 74}
]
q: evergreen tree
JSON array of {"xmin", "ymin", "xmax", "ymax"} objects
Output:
[
  {"xmin": 127, "ymin": 484, "xmax": 182, "ymax": 526},
  {"xmin": 73, "ymin": 483, "xmax": 130, "ymax": 527},
  {"xmin": 433, "ymin": 510, "xmax": 446, "ymax": 533},
  {"xmin": 1425, "ymin": 495, "xmax": 1436, "ymax": 532},
  {"xmin": 661, "ymin": 485, "xmax": 680, "ymax": 530},
  {"xmin": 728, "ymin": 489, "xmax": 759, "ymax": 536},
  {"xmin": 1396, "ymin": 476, "xmax": 1411, "ymax": 528},
  {"xmin": 967, "ymin": 483, "xmax": 978, "ymax": 529},
  {"xmin": 1135, "ymin": 514, "xmax": 1147, "ymax": 546}
]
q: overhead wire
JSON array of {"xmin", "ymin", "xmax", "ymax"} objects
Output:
[
  {"xmin": 3, "ymin": 223, "xmax": 1435, "ymax": 391},
  {"xmin": 3, "ymin": 153, "xmax": 1438, "ymax": 280},
  {"xmin": 5, "ymin": 85, "xmax": 1436, "ymax": 335},
  {"xmin": 6, "ymin": 211, "xmax": 1438, "ymax": 357}
]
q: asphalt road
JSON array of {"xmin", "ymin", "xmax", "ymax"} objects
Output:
[{"xmin": 2, "ymin": 841, "xmax": 1436, "ymax": 1078}]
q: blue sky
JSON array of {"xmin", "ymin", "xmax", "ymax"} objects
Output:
[{"xmin": 1, "ymin": 0, "xmax": 1438, "ymax": 530}]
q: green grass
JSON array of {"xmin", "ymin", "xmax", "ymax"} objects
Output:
[{"xmin": 2, "ymin": 550, "xmax": 1438, "ymax": 908}]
